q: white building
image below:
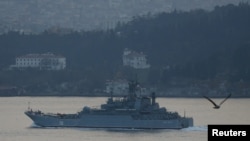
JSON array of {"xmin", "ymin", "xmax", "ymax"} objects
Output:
[
  {"xmin": 106, "ymin": 79, "xmax": 129, "ymax": 96},
  {"xmin": 122, "ymin": 48, "xmax": 150, "ymax": 69},
  {"xmin": 105, "ymin": 79, "xmax": 149, "ymax": 96},
  {"xmin": 10, "ymin": 53, "xmax": 66, "ymax": 70}
]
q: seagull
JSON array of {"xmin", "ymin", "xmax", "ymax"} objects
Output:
[{"xmin": 203, "ymin": 93, "xmax": 232, "ymax": 109}]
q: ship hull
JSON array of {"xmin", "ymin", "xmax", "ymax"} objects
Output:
[{"xmin": 25, "ymin": 112, "xmax": 193, "ymax": 129}]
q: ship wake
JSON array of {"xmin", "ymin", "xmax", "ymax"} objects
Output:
[{"xmin": 181, "ymin": 126, "xmax": 207, "ymax": 131}]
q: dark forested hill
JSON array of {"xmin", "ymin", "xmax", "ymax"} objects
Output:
[
  {"xmin": 115, "ymin": 3, "xmax": 250, "ymax": 80},
  {"xmin": 0, "ymin": 3, "xmax": 250, "ymax": 96},
  {"xmin": 0, "ymin": 0, "xmax": 248, "ymax": 33}
]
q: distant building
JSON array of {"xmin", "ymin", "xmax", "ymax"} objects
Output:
[
  {"xmin": 105, "ymin": 79, "xmax": 148, "ymax": 96},
  {"xmin": 105, "ymin": 79, "xmax": 129, "ymax": 96},
  {"xmin": 10, "ymin": 53, "xmax": 66, "ymax": 70},
  {"xmin": 122, "ymin": 48, "xmax": 150, "ymax": 69}
]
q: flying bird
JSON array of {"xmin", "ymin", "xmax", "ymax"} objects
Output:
[{"xmin": 203, "ymin": 93, "xmax": 232, "ymax": 109}]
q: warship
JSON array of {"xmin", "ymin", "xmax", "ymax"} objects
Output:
[{"xmin": 25, "ymin": 80, "xmax": 193, "ymax": 129}]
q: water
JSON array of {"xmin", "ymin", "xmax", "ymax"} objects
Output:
[{"xmin": 0, "ymin": 97, "xmax": 249, "ymax": 141}]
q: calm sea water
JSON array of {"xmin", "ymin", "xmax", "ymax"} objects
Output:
[{"xmin": 0, "ymin": 97, "xmax": 249, "ymax": 141}]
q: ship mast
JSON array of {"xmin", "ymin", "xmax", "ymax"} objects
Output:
[
  {"xmin": 128, "ymin": 80, "xmax": 138, "ymax": 100},
  {"xmin": 109, "ymin": 83, "xmax": 114, "ymax": 102}
]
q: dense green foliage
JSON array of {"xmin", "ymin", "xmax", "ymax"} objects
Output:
[{"xmin": 0, "ymin": 3, "xmax": 250, "ymax": 95}]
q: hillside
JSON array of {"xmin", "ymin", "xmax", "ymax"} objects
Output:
[
  {"xmin": 0, "ymin": 0, "xmax": 249, "ymax": 33},
  {"xmin": 0, "ymin": 3, "xmax": 250, "ymax": 97}
]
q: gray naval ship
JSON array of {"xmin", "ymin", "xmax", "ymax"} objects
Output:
[{"xmin": 25, "ymin": 80, "xmax": 193, "ymax": 129}]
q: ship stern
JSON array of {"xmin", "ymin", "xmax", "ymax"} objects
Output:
[{"xmin": 181, "ymin": 117, "xmax": 193, "ymax": 128}]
